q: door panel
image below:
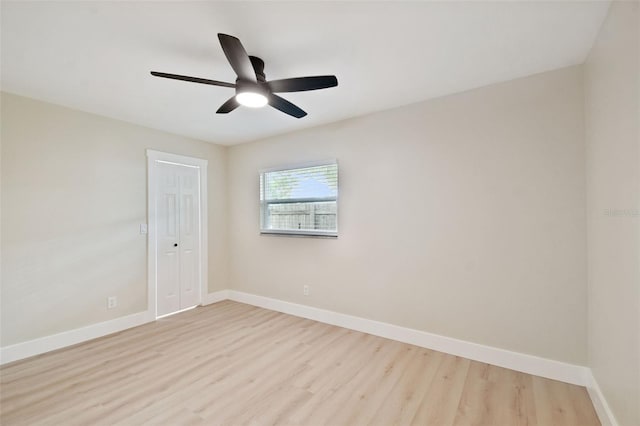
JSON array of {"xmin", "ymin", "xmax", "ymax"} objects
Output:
[
  {"xmin": 178, "ymin": 168, "xmax": 200, "ymax": 309},
  {"xmin": 156, "ymin": 162, "xmax": 181, "ymax": 317}
]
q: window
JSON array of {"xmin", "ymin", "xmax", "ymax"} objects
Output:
[{"xmin": 260, "ymin": 161, "xmax": 338, "ymax": 237}]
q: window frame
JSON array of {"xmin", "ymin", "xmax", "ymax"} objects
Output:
[{"xmin": 259, "ymin": 159, "xmax": 339, "ymax": 238}]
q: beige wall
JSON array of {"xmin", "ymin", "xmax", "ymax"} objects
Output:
[
  {"xmin": 584, "ymin": 2, "xmax": 640, "ymax": 425},
  {"xmin": 0, "ymin": 92, "xmax": 228, "ymax": 346},
  {"xmin": 227, "ymin": 66, "xmax": 588, "ymax": 365}
]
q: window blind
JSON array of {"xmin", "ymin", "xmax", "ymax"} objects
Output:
[{"xmin": 260, "ymin": 162, "xmax": 338, "ymax": 236}]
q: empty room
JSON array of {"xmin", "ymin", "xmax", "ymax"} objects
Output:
[{"xmin": 1, "ymin": 1, "xmax": 638, "ymax": 425}]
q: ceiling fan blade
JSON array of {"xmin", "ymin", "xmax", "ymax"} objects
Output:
[
  {"xmin": 150, "ymin": 71, "xmax": 235, "ymax": 88},
  {"xmin": 268, "ymin": 94, "xmax": 307, "ymax": 118},
  {"xmin": 216, "ymin": 97, "xmax": 240, "ymax": 114},
  {"xmin": 268, "ymin": 76, "xmax": 338, "ymax": 93},
  {"xmin": 217, "ymin": 34, "xmax": 257, "ymax": 83}
]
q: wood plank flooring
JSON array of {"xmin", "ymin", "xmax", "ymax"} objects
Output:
[{"xmin": 0, "ymin": 301, "xmax": 600, "ymax": 425}]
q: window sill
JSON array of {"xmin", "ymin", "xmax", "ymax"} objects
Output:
[{"xmin": 260, "ymin": 230, "xmax": 338, "ymax": 238}]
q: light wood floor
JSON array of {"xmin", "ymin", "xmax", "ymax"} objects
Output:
[{"xmin": 1, "ymin": 301, "xmax": 599, "ymax": 425}]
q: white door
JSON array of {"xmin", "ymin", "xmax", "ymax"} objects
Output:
[{"xmin": 156, "ymin": 161, "xmax": 201, "ymax": 317}]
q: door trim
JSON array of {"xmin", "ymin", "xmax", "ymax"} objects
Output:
[{"xmin": 146, "ymin": 149, "xmax": 208, "ymax": 319}]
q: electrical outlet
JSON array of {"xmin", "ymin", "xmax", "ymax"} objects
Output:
[
  {"xmin": 303, "ymin": 285, "xmax": 310, "ymax": 296},
  {"xmin": 107, "ymin": 296, "xmax": 117, "ymax": 309}
]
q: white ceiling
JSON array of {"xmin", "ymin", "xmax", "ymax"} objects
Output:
[{"xmin": 1, "ymin": 1, "xmax": 610, "ymax": 145}]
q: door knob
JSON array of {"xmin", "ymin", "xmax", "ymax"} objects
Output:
[{"xmin": 174, "ymin": 243, "xmax": 178, "ymax": 247}]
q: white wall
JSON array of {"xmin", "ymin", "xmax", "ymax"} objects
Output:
[
  {"xmin": 584, "ymin": 2, "xmax": 640, "ymax": 425},
  {"xmin": 0, "ymin": 92, "xmax": 228, "ymax": 346},
  {"xmin": 227, "ymin": 66, "xmax": 588, "ymax": 365}
]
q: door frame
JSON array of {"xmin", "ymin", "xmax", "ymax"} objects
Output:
[{"xmin": 146, "ymin": 149, "xmax": 208, "ymax": 319}]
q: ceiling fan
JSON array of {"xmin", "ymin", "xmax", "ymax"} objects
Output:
[{"xmin": 150, "ymin": 34, "xmax": 338, "ymax": 118}]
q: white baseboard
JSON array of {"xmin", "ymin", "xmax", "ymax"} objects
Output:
[
  {"xmin": 0, "ymin": 310, "xmax": 153, "ymax": 365},
  {"xmin": 202, "ymin": 289, "xmax": 230, "ymax": 305},
  {"xmin": 586, "ymin": 371, "xmax": 619, "ymax": 426},
  {"xmin": 227, "ymin": 290, "xmax": 589, "ymax": 386}
]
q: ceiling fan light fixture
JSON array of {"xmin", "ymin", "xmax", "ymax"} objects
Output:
[{"xmin": 236, "ymin": 90, "xmax": 268, "ymax": 108}]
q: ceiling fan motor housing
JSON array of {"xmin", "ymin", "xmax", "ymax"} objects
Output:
[
  {"xmin": 235, "ymin": 78, "xmax": 269, "ymax": 98},
  {"xmin": 235, "ymin": 56, "xmax": 268, "ymax": 98}
]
